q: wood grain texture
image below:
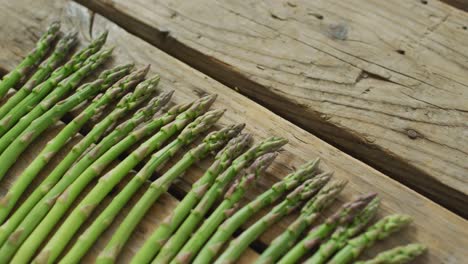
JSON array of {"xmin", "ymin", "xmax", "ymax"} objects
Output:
[
  {"xmin": 0, "ymin": 0, "xmax": 467, "ymax": 263},
  {"xmin": 76, "ymin": 0, "xmax": 468, "ymax": 216}
]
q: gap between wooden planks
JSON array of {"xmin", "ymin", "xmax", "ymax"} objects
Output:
[
  {"xmin": 75, "ymin": 0, "xmax": 468, "ymax": 217},
  {"xmin": 0, "ymin": 0, "xmax": 467, "ymax": 263},
  {"xmin": 440, "ymin": 0, "xmax": 468, "ymax": 11}
]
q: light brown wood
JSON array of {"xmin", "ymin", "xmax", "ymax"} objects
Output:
[
  {"xmin": 0, "ymin": 0, "xmax": 467, "ymax": 263},
  {"xmin": 76, "ymin": 0, "xmax": 468, "ymax": 216}
]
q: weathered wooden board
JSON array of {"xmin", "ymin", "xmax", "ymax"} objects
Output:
[
  {"xmin": 0, "ymin": 0, "xmax": 467, "ymax": 263},
  {"xmin": 76, "ymin": 0, "xmax": 468, "ymax": 216}
]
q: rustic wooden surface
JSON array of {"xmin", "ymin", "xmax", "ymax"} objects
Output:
[
  {"xmin": 0, "ymin": 0, "xmax": 467, "ymax": 263},
  {"xmin": 76, "ymin": 0, "xmax": 468, "ymax": 217}
]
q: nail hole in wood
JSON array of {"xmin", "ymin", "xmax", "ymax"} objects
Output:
[
  {"xmin": 396, "ymin": 49, "xmax": 406, "ymax": 55},
  {"xmin": 309, "ymin": 13, "xmax": 324, "ymax": 20},
  {"xmin": 406, "ymin": 129, "xmax": 423, "ymax": 140},
  {"xmin": 463, "ymin": 26, "xmax": 467, "ymax": 30},
  {"xmin": 421, "ymin": 0, "xmax": 428, "ymax": 4}
]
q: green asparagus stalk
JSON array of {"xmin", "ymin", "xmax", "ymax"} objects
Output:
[
  {"xmin": 0, "ymin": 32, "xmax": 78, "ymax": 119},
  {"xmin": 212, "ymin": 173, "xmax": 331, "ymax": 264},
  {"xmin": 299, "ymin": 196, "xmax": 381, "ymax": 264},
  {"xmin": 152, "ymin": 137, "xmax": 286, "ymax": 263},
  {"xmin": 327, "ymin": 215, "xmax": 412, "ymax": 264},
  {"xmin": 354, "ymin": 243, "xmax": 427, "ymax": 264},
  {"xmin": 192, "ymin": 159, "xmax": 322, "ymax": 264},
  {"xmin": 66, "ymin": 130, "xmax": 248, "ymax": 264},
  {"xmin": 277, "ymin": 193, "xmax": 378, "ymax": 264},
  {"xmin": 130, "ymin": 134, "xmax": 252, "ymax": 264},
  {"xmin": 0, "ymin": 82, "xmax": 167, "ymax": 249},
  {"xmin": 256, "ymin": 180, "xmax": 347, "ymax": 264},
  {"xmin": 0, "ymin": 21, "xmax": 61, "ymax": 98},
  {"xmin": 0, "ymin": 48, "xmax": 113, "ymax": 156},
  {"xmin": 5, "ymin": 95, "xmax": 216, "ymax": 263},
  {"xmin": 93, "ymin": 123, "xmax": 239, "ymax": 264},
  {"xmin": 0, "ymin": 64, "xmax": 143, "ymax": 223},
  {"xmin": 0, "ymin": 63, "xmax": 133, "ymax": 181},
  {"xmin": 0, "ymin": 32, "xmax": 108, "ymax": 138},
  {"xmin": 155, "ymin": 152, "xmax": 278, "ymax": 263},
  {"xmin": 41, "ymin": 111, "xmax": 232, "ymax": 264}
]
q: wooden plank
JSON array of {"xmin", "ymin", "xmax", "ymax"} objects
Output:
[
  {"xmin": 76, "ymin": 0, "xmax": 468, "ymax": 216},
  {"xmin": 0, "ymin": 0, "xmax": 467, "ymax": 263}
]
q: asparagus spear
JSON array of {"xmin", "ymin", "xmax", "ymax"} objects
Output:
[
  {"xmin": 257, "ymin": 180, "xmax": 347, "ymax": 264},
  {"xmin": 152, "ymin": 137, "xmax": 286, "ymax": 263},
  {"xmin": 66, "ymin": 130, "xmax": 247, "ymax": 264},
  {"xmin": 131, "ymin": 134, "xmax": 252, "ymax": 264},
  {"xmin": 299, "ymin": 196, "xmax": 381, "ymax": 264},
  {"xmin": 212, "ymin": 173, "xmax": 331, "ymax": 264},
  {"xmin": 40, "ymin": 111, "xmax": 231, "ymax": 264},
  {"xmin": 193, "ymin": 159, "xmax": 322, "ymax": 264},
  {"xmin": 155, "ymin": 152, "xmax": 278, "ymax": 263},
  {"xmin": 5, "ymin": 96, "xmax": 216, "ymax": 263},
  {"xmin": 327, "ymin": 215, "xmax": 412, "ymax": 264},
  {"xmin": 0, "ymin": 65, "xmax": 145, "ymax": 223},
  {"xmin": 277, "ymin": 194, "xmax": 378, "ymax": 264},
  {"xmin": 0, "ymin": 21, "xmax": 61, "ymax": 98},
  {"xmin": 93, "ymin": 123, "xmax": 239, "ymax": 264},
  {"xmin": 0, "ymin": 83, "xmax": 168, "ymax": 247},
  {"xmin": 0, "ymin": 48, "xmax": 113, "ymax": 155},
  {"xmin": 0, "ymin": 63, "xmax": 134, "ymax": 181},
  {"xmin": 0, "ymin": 32, "xmax": 108, "ymax": 138},
  {"xmin": 0, "ymin": 32, "xmax": 78, "ymax": 119},
  {"xmin": 355, "ymin": 243, "xmax": 427, "ymax": 264}
]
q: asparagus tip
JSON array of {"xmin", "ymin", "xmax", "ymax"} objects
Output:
[
  {"xmin": 248, "ymin": 152, "xmax": 278, "ymax": 175},
  {"xmin": 159, "ymin": 90, "xmax": 174, "ymax": 104},
  {"xmin": 48, "ymin": 20, "xmax": 61, "ymax": 31}
]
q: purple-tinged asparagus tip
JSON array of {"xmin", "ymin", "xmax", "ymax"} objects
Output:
[
  {"xmin": 215, "ymin": 133, "xmax": 253, "ymax": 160},
  {"xmin": 158, "ymin": 90, "xmax": 174, "ymax": 106},
  {"xmin": 247, "ymin": 152, "xmax": 278, "ymax": 175}
]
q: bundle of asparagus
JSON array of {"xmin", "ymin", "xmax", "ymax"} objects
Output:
[
  {"xmin": 0, "ymin": 21, "xmax": 426, "ymax": 264},
  {"xmin": 194, "ymin": 159, "xmax": 324, "ymax": 264}
]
